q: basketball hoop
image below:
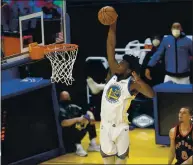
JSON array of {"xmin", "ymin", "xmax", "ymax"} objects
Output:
[
  {"xmin": 29, "ymin": 43, "xmax": 78, "ymax": 85},
  {"xmin": 44, "ymin": 44, "xmax": 78, "ymax": 85}
]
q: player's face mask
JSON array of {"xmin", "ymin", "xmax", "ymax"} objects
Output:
[
  {"xmin": 172, "ymin": 29, "xmax": 181, "ymax": 38},
  {"xmin": 60, "ymin": 100, "xmax": 71, "ymax": 105},
  {"xmin": 152, "ymin": 39, "xmax": 160, "ymax": 47}
]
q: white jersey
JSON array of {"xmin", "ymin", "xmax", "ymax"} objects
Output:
[{"xmin": 100, "ymin": 75, "xmax": 135, "ymax": 124}]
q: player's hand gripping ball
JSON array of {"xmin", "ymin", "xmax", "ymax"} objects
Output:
[{"xmin": 98, "ymin": 6, "xmax": 118, "ymax": 25}]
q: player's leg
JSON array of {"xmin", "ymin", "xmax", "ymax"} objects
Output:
[
  {"xmin": 102, "ymin": 155, "xmax": 116, "ymax": 164},
  {"xmin": 86, "ymin": 123, "xmax": 100, "ymax": 152},
  {"xmin": 72, "ymin": 126, "xmax": 88, "ymax": 156},
  {"xmin": 100, "ymin": 124, "xmax": 116, "ymax": 164},
  {"xmin": 62, "ymin": 126, "xmax": 88, "ymax": 156},
  {"xmin": 87, "ymin": 67, "xmax": 112, "ymax": 95},
  {"xmin": 164, "ymin": 75, "xmax": 174, "ymax": 83},
  {"xmin": 178, "ymin": 77, "xmax": 190, "ymax": 84},
  {"xmin": 115, "ymin": 128, "xmax": 130, "ymax": 164},
  {"xmin": 164, "ymin": 75, "xmax": 190, "ymax": 84},
  {"xmin": 181, "ymin": 156, "xmax": 193, "ymax": 164},
  {"xmin": 87, "ymin": 77, "xmax": 105, "ymax": 94}
]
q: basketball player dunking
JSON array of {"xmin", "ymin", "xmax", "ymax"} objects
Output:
[
  {"xmin": 168, "ymin": 107, "xmax": 193, "ymax": 165},
  {"xmin": 99, "ymin": 20, "xmax": 154, "ymax": 164}
]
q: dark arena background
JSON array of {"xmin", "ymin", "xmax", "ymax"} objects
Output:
[{"xmin": 1, "ymin": 0, "xmax": 193, "ymax": 164}]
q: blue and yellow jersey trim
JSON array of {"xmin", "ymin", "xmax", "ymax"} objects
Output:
[{"xmin": 122, "ymin": 96, "xmax": 135, "ymax": 123}]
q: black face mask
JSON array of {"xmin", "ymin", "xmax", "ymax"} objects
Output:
[{"xmin": 60, "ymin": 100, "xmax": 71, "ymax": 106}]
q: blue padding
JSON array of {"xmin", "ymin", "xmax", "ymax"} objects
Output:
[
  {"xmin": 2, "ymin": 77, "xmax": 51, "ymax": 100},
  {"xmin": 1, "ymin": 57, "xmax": 31, "ymax": 70},
  {"xmin": 2, "ymin": 67, "xmax": 20, "ymax": 82},
  {"xmin": 153, "ymin": 82, "xmax": 193, "ymax": 93}
]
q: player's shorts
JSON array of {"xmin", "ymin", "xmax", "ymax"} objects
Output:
[{"xmin": 100, "ymin": 121, "xmax": 129, "ymax": 159}]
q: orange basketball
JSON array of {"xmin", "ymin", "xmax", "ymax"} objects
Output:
[{"xmin": 98, "ymin": 6, "xmax": 118, "ymax": 25}]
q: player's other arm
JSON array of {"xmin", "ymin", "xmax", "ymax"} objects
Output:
[
  {"xmin": 107, "ymin": 21, "xmax": 122, "ymax": 75},
  {"xmin": 181, "ymin": 155, "xmax": 193, "ymax": 164},
  {"xmin": 132, "ymin": 72, "xmax": 154, "ymax": 98},
  {"xmin": 168, "ymin": 128, "xmax": 176, "ymax": 164}
]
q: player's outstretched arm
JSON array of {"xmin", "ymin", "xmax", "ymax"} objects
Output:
[
  {"xmin": 168, "ymin": 128, "xmax": 176, "ymax": 164},
  {"xmin": 105, "ymin": 69, "xmax": 112, "ymax": 83},
  {"xmin": 107, "ymin": 20, "xmax": 122, "ymax": 75}
]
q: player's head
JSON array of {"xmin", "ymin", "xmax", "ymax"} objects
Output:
[
  {"xmin": 171, "ymin": 22, "xmax": 182, "ymax": 38},
  {"xmin": 60, "ymin": 91, "xmax": 71, "ymax": 101},
  {"xmin": 118, "ymin": 55, "xmax": 140, "ymax": 78},
  {"xmin": 178, "ymin": 107, "xmax": 193, "ymax": 123}
]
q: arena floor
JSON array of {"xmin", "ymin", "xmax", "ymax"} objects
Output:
[{"xmin": 41, "ymin": 122, "xmax": 170, "ymax": 164}]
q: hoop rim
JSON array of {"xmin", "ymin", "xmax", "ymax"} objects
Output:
[{"xmin": 44, "ymin": 43, "xmax": 78, "ymax": 54}]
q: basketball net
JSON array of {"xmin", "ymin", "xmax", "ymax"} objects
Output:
[{"xmin": 44, "ymin": 44, "xmax": 78, "ymax": 86}]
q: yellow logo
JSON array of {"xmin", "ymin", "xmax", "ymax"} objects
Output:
[{"xmin": 106, "ymin": 85, "xmax": 121, "ymax": 103}]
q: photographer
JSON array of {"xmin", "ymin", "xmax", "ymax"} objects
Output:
[{"xmin": 59, "ymin": 91, "xmax": 100, "ymax": 157}]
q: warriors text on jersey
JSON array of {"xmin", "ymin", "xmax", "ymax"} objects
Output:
[
  {"xmin": 175, "ymin": 124, "xmax": 193, "ymax": 165},
  {"xmin": 100, "ymin": 75, "xmax": 135, "ymax": 124}
]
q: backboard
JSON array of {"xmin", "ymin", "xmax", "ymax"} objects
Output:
[{"xmin": 19, "ymin": 12, "xmax": 44, "ymax": 53}]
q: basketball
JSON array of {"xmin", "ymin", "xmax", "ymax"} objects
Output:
[{"xmin": 98, "ymin": 6, "xmax": 118, "ymax": 25}]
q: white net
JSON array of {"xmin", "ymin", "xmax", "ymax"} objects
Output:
[{"xmin": 45, "ymin": 44, "xmax": 78, "ymax": 85}]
